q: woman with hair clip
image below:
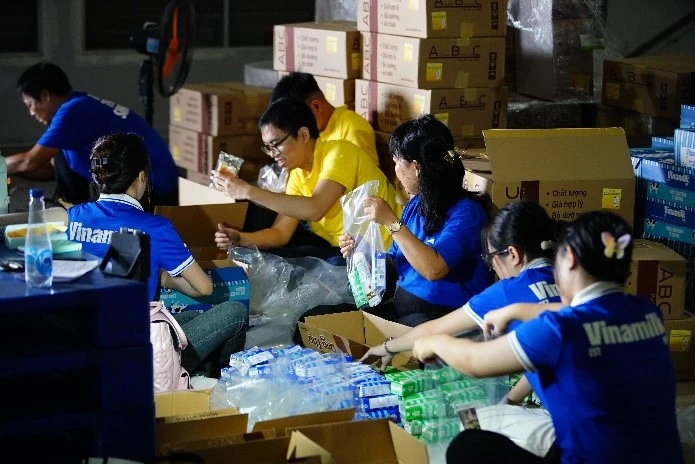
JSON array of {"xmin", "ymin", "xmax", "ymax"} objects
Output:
[
  {"xmin": 293, "ymin": 115, "xmax": 490, "ymax": 344},
  {"xmin": 412, "ymin": 211, "xmax": 684, "ymax": 464},
  {"xmin": 361, "ymin": 200, "xmax": 564, "ymax": 412},
  {"xmin": 68, "ymin": 133, "xmax": 248, "ymax": 376}
]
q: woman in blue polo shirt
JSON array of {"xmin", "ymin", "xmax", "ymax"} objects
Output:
[
  {"xmin": 361, "ymin": 200, "xmax": 563, "ymax": 406},
  {"xmin": 68, "ymin": 133, "xmax": 247, "ymax": 375},
  {"xmin": 413, "ymin": 211, "xmax": 684, "ymax": 464}
]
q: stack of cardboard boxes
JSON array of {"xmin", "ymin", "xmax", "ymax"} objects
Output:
[
  {"xmin": 597, "ymin": 55, "xmax": 695, "ymax": 148},
  {"xmin": 168, "ymin": 82, "xmax": 272, "ymax": 186},
  {"xmin": 355, "ymin": 0, "xmax": 509, "ymax": 159}
]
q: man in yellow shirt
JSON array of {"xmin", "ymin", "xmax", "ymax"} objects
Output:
[
  {"xmin": 272, "ymin": 72, "xmax": 379, "ymax": 165},
  {"xmin": 211, "ymin": 97, "xmax": 399, "ymax": 259}
]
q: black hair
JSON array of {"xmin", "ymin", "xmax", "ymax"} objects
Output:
[
  {"xmin": 557, "ymin": 211, "xmax": 633, "ymax": 285},
  {"xmin": 270, "ymin": 72, "xmax": 323, "ymax": 103},
  {"xmin": 483, "ymin": 200, "xmax": 566, "ymax": 260},
  {"xmin": 258, "ymin": 97, "xmax": 320, "ymax": 139},
  {"xmin": 17, "ymin": 62, "xmax": 72, "ymax": 100},
  {"xmin": 389, "ymin": 114, "xmax": 487, "ymax": 235},
  {"xmin": 89, "ymin": 133, "xmax": 153, "ymax": 210}
]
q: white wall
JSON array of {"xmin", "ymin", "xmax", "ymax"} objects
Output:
[{"xmin": 0, "ymin": 0, "xmax": 272, "ymax": 150}]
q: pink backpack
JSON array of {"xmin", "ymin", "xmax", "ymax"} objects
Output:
[{"xmin": 150, "ymin": 301, "xmax": 191, "ymax": 392}]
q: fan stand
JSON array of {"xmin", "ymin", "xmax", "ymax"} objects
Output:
[{"xmin": 138, "ymin": 57, "xmax": 155, "ymax": 126}]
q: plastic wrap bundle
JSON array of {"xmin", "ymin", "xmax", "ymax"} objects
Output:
[
  {"xmin": 257, "ymin": 163, "xmax": 289, "ymax": 193},
  {"xmin": 228, "ymin": 246, "xmax": 352, "ymax": 336}
]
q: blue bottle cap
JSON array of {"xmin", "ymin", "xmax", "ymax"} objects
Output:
[{"xmin": 29, "ymin": 188, "xmax": 43, "ymax": 198}]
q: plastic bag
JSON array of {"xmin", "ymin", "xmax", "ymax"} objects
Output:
[
  {"xmin": 227, "ymin": 246, "xmax": 352, "ymax": 340},
  {"xmin": 341, "ymin": 180, "xmax": 387, "ymax": 308},
  {"xmin": 257, "ymin": 163, "xmax": 289, "ymax": 192},
  {"xmin": 210, "ymin": 151, "xmax": 244, "ymax": 189}
]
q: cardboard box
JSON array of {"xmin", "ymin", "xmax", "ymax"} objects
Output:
[
  {"xmin": 357, "ymin": 0, "xmax": 506, "ymax": 38},
  {"xmin": 298, "ymin": 310, "xmax": 418, "ymax": 370},
  {"xmin": 273, "ymin": 21, "xmax": 362, "ymax": 79},
  {"xmin": 155, "ymin": 389, "xmax": 220, "ymax": 418},
  {"xmin": 160, "ymin": 259, "xmax": 251, "ymax": 314},
  {"xmin": 663, "ymin": 312, "xmax": 695, "ymax": 381},
  {"xmin": 190, "ymin": 433, "xmax": 331, "ymax": 464},
  {"xmin": 363, "ymin": 32, "xmax": 505, "ymax": 90},
  {"xmin": 625, "ymin": 240, "xmax": 686, "ymax": 320},
  {"xmin": 170, "ymin": 82, "xmax": 272, "ymax": 136},
  {"xmin": 169, "ymin": 125, "xmax": 264, "ymax": 173},
  {"xmin": 602, "ymin": 55, "xmax": 695, "ymax": 119},
  {"xmin": 252, "ymin": 408, "xmax": 356, "ymax": 434},
  {"xmin": 289, "ymin": 419, "xmax": 429, "ymax": 464},
  {"xmin": 278, "ymin": 72, "xmax": 356, "ymax": 106},
  {"xmin": 155, "ymin": 202, "xmax": 248, "ymax": 260},
  {"xmin": 178, "ymin": 176, "xmax": 234, "ymax": 205},
  {"xmin": 356, "ymin": 79, "xmax": 507, "ymax": 137},
  {"xmin": 464, "ymin": 128, "xmax": 635, "ymax": 226},
  {"xmin": 166, "ymin": 429, "xmax": 277, "ymax": 454}
]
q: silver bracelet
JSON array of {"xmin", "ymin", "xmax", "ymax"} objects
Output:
[{"xmin": 383, "ymin": 336, "xmax": 396, "ymax": 356}]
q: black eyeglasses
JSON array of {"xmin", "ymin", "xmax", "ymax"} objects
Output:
[
  {"xmin": 261, "ymin": 133, "xmax": 291, "ymax": 156},
  {"xmin": 480, "ymin": 248, "xmax": 509, "ymax": 268}
]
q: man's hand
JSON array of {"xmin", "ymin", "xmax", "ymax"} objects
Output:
[
  {"xmin": 210, "ymin": 169, "xmax": 252, "ymax": 200},
  {"xmin": 215, "ymin": 222, "xmax": 241, "ymax": 250}
]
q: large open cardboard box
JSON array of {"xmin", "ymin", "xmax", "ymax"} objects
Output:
[
  {"xmin": 289, "ymin": 418, "xmax": 429, "ymax": 464},
  {"xmin": 626, "ymin": 240, "xmax": 686, "ymax": 320},
  {"xmin": 298, "ymin": 310, "xmax": 418, "ymax": 370},
  {"xmin": 464, "ymin": 128, "xmax": 635, "ymax": 226}
]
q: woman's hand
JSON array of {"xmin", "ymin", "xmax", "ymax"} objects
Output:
[
  {"xmin": 359, "ymin": 344, "xmax": 394, "ymax": 371},
  {"xmin": 215, "ymin": 222, "xmax": 241, "ymax": 250},
  {"xmin": 482, "ymin": 304, "xmax": 524, "ymax": 340},
  {"xmin": 338, "ymin": 233, "xmax": 355, "ymax": 258},
  {"xmin": 363, "ymin": 195, "xmax": 399, "ymax": 226},
  {"xmin": 412, "ymin": 334, "xmax": 450, "ymax": 364},
  {"xmin": 210, "ymin": 169, "xmax": 252, "ymax": 200}
]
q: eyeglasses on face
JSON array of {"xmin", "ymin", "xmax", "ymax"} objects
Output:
[
  {"xmin": 480, "ymin": 248, "xmax": 509, "ymax": 268},
  {"xmin": 261, "ymin": 132, "xmax": 292, "ymax": 156}
]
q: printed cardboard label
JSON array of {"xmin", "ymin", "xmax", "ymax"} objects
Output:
[
  {"xmin": 670, "ymin": 330, "xmax": 691, "ymax": 352},
  {"xmin": 432, "ymin": 12, "xmax": 447, "ymax": 30},
  {"xmin": 601, "ymin": 188, "xmax": 622, "ymax": 209}
]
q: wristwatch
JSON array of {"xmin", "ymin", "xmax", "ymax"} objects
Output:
[{"xmin": 388, "ymin": 221, "xmax": 402, "ymax": 234}]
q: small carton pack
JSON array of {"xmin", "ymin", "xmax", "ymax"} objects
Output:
[
  {"xmin": 357, "ymin": 0, "xmax": 506, "ymax": 39},
  {"xmin": 169, "ymin": 82, "xmax": 271, "ymax": 136},
  {"xmin": 362, "ymin": 32, "xmax": 505, "ymax": 89},
  {"xmin": 464, "ymin": 128, "xmax": 635, "ymax": 226},
  {"xmin": 356, "ymin": 79, "xmax": 507, "ymax": 137},
  {"xmin": 625, "ymin": 240, "xmax": 686, "ymax": 320},
  {"xmin": 273, "ymin": 21, "xmax": 362, "ymax": 79}
]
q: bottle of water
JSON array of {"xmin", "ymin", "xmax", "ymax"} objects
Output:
[{"xmin": 25, "ymin": 188, "xmax": 53, "ymax": 287}]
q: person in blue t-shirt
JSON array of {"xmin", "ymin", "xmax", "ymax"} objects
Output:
[
  {"xmin": 68, "ymin": 133, "xmax": 247, "ymax": 375},
  {"xmin": 7, "ymin": 62, "xmax": 178, "ymax": 207},
  {"xmin": 413, "ymin": 211, "xmax": 684, "ymax": 464},
  {"xmin": 361, "ymin": 200, "xmax": 564, "ymax": 408},
  {"xmin": 292, "ymin": 115, "xmax": 490, "ymax": 344}
]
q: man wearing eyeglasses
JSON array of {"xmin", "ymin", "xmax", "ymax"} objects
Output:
[
  {"xmin": 210, "ymin": 97, "xmax": 399, "ymax": 259},
  {"xmin": 271, "ymin": 72, "xmax": 379, "ymax": 165}
]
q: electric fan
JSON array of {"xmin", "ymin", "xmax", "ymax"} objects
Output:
[{"xmin": 130, "ymin": 0, "xmax": 196, "ymax": 124}]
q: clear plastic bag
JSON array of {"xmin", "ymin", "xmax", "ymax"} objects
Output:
[
  {"xmin": 210, "ymin": 151, "xmax": 244, "ymax": 189},
  {"xmin": 341, "ymin": 180, "xmax": 387, "ymax": 308},
  {"xmin": 257, "ymin": 163, "xmax": 288, "ymax": 193},
  {"xmin": 228, "ymin": 245, "xmax": 352, "ymax": 340}
]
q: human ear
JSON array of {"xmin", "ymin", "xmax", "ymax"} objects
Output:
[{"xmin": 507, "ymin": 245, "xmax": 522, "ymax": 266}]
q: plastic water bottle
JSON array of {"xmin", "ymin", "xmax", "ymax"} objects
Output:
[{"xmin": 25, "ymin": 188, "xmax": 53, "ymax": 287}]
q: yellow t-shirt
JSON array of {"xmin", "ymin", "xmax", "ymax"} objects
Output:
[
  {"xmin": 286, "ymin": 139, "xmax": 401, "ymax": 248},
  {"xmin": 321, "ymin": 105, "xmax": 379, "ymax": 165}
]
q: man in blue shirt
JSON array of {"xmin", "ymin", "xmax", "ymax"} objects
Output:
[{"xmin": 6, "ymin": 62, "xmax": 179, "ymax": 207}]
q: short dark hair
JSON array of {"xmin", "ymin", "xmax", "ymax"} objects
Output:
[
  {"xmin": 557, "ymin": 211, "xmax": 633, "ymax": 285},
  {"xmin": 17, "ymin": 62, "xmax": 72, "ymax": 100},
  {"xmin": 389, "ymin": 114, "xmax": 485, "ymax": 235},
  {"xmin": 483, "ymin": 200, "xmax": 566, "ymax": 260},
  {"xmin": 271, "ymin": 72, "xmax": 323, "ymax": 103},
  {"xmin": 90, "ymin": 133, "xmax": 151, "ymax": 202},
  {"xmin": 258, "ymin": 97, "xmax": 320, "ymax": 139}
]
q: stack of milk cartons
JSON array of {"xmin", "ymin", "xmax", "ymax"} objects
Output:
[
  {"xmin": 355, "ymin": 0, "xmax": 509, "ymax": 161},
  {"xmin": 631, "ymin": 104, "xmax": 695, "ymax": 312},
  {"xmin": 273, "ymin": 20, "xmax": 361, "ymax": 113},
  {"xmin": 168, "ymin": 82, "xmax": 272, "ymax": 186}
]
